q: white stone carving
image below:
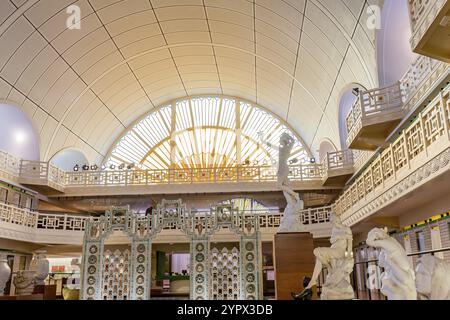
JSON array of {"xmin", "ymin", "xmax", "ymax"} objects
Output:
[
  {"xmin": 273, "ymin": 133, "xmax": 305, "ymax": 233},
  {"xmin": 278, "ymin": 190, "xmax": 305, "ymax": 233},
  {"xmin": 366, "ymin": 227, "xmax": 417, "ymax": 300},
  {"xmin": 30, "ymin": 250, "xmax": 49, "ymax": 286},
  {"xmin": 0, "ymin": 254, "xmax": 11, "ymax": 296},
  {"xmin": 13, "ymin": 270, "xmax": 36, "ymax": 295},
  {"xmin": 301, "ymin": 213, "xmax": 354, "ymax": 300},
  {"xmin": 415, "ymin": 255, "xmax": 450, "ymax": 300}
]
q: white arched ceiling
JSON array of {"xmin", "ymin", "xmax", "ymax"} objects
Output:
[{"xmin": 0, "ymin": 0, "xmax": 379, "ymax": 164}]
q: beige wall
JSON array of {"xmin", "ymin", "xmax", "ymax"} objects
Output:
[{"xmin": 398, "ymin": 196, "xmax": 450, "ymax": 227}]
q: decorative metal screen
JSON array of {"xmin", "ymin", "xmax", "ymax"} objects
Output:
[
  {"xmin": 102, "ymin": 249, "xmax": 130, "ymax": 300},
  {"xmin": 210, "ymin": 247, "xmax": 240, "ymax": 300},
  {"xmin": 81, "ymin": 200, "xmax": 262, "ymax": 300}
]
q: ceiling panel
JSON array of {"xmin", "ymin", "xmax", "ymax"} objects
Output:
[{"xmin": 0, "ymin": 0, "xmax": 379, "ymax": 161}]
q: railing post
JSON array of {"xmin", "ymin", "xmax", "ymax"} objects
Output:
[
  {"xmin": 63, "ymin": 214, "xmax": 68, "ymax": 230},
  {"xmin": 418, "ymin": 110, "xmax": 429, "ymax": 158},
  {"xmin": 438, "ymin": 91, "xmax": 450, "ymax": 141}
]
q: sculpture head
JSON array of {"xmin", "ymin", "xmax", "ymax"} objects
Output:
[
  {"xmin": 279, "ymin": 133, "xmax": 293, "ymax": 147},
  {"xmin": 367, "ymin": 227, "xmax": 389, "ymax": 244},
  {"xmin": 329, "ymin": 212, "xmax": 341, "ymax": 224},
  {"xmin": 33, "ymin": 250, "xmax": 47, "ymax": 260}
]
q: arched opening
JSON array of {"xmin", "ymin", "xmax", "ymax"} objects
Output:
[
  {"xmin": 318, "ymin": 139, "xmax": 337, "ymax": 163},
  {"xmin": 50, "ymin": 148, "xmax": 89, "ymax": 172},
  {"xmin": 104, "ymin": 96, "xmax": 312, "ymax": 170},
  {"xmin": 377, "ymin": 0, "xmax": 417, "ymax": 87},
  {"xmin": 0, "ymin": 103, "xmax": 39, "ymax": 161}
]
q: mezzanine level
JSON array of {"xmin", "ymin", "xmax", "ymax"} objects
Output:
[
  {"xmin": 0, "ymin": 150, "xmax": 356, "ymax": 197},
  {"xmin": 408, "ymin": 0, "xmax": 450, "ymax": 63},
  {"xmin": 0, "ymin": 202, "xmax": 332, "ymax": 245},
  {"xmin": 346, "ymin": 55, "xmax": 450, "ymax": 151},
  {"xmin": 336, "ymin": 82, "xmax": 450, "ymax": 227}
]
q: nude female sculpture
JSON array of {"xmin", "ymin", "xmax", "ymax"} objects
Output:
[{"xmin": 366, "ymin": 227, "xmax": 417, "ymax": 300}]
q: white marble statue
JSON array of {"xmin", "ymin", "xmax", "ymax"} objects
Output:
[
  {"xmin": 276, "ymin": 132, "xmax": 295, "ymax": 189},
  {"xmin": 415, "ymin": 255, "xmax": 450, "ymax": 300},
  {"xmin": 294, "ymin": 212, "xmax": 354, "ymax": 300},
  {"xmin": 0, "ymin": 254, "xmax": 11, "ymax": 296},
  {"xmin": 13, "ymin": 270, "xmax": 36, "ymax": 295},
  {"xmin": 29, "ymin": 250, "xmax": 49, "ymax": 286},
  {"xmin": 366, "ymin": 227, "xmax": 417, "ymax": 300},
  {"xmin": 278, "ymin": 189, "xmax": 305, "ymax": 233},
  {"xmin": 262, "ymin": 132, "xmax": 304, "ymax": 233}
]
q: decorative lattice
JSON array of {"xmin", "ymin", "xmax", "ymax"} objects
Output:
[
  {"xmin": 102, "ymin": 249, "xmax": 130, "ymax": 300},
  {"xmin": 81, "ymin": 201, "xmax": 262, "ymax": 300},
  {"xmin": 210, "ymin": 247, "xmax": 240, "ymax": 300}
]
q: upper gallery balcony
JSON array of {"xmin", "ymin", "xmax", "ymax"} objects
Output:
[
  {"xmin": 335, "ymin": 81, "xmax": 450, "ymax": 227},
  {"xmin": 0, "ymin": 202, "xmax": 333, "ymax": 245},
  {"xmin": 346, "ymin": 55, "xmax": 450, "ymax": 151},
  {"xmin": 346, "ymin": 83, "xmax": 404, "ymax": 150},
  {"xmin": 321, "ymin": 150, "xmax": 354, "ymax": 187},
  {"xmin": 408, "ymin": 0, "xmax": 450, "ymax": 63},
  {"xmin": 0, "ymin": 154, "xmax": 336, "ymax": 196}
]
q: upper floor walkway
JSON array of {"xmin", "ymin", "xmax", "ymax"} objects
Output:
[
  {"xmin": 0, "ymin": 148, "xmax": 356, "ymax": 196},
  {"xmin": 0, "ymin": 202, "xmax": 332, "ymax": 245}
]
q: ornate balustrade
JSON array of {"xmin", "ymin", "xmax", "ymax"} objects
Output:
[
  {"xmin": 62, "ymin": 164, "xmax": 324, "ymax": 187},
  {"xmin": 346, "ymin": 83, "xmax": 404, "ymax": 149},
  {"xmin": 0, "ymin": 152, "xmax": 326, "ymax": 190},
  {"xmin": 18, "ymin": 160, "xmax": 66, "ymax": 190},
  {"xmin": 0, "ymin": 150, "xmax": 21, "ymax": 181},
  {"xmin": 408, "ymin": 0, "xmax": 450, "ymax": 62},
  {"xmin": 335, "ymin": 83, "xmax": 450, "ymax": 226},
  {"xmin": 400, "ymin": 55, "xmax": 450, "ymax": 112},
  {"xmin": 323, "ymin": 150, "xmax": 354, "ymax": 171},
  {"xmin": 352, "ymin": 150, "xmax": 374, "ymax": 174},
  {"xmin": 0, "ymin": 202, "xmax": 332, "ymax": 244},
  {"xmin": 322, "ymin": 150, "xmax": 355, "ymax": 187}
]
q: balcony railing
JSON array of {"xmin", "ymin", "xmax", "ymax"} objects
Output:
[
  {"xmin": 62, "ymin": 164, "xmax": 325, "ymax": 187},
  {"xmin": 0, "ymin": 150, "xmax": 21, "ymax": 179},
  {"xmin": 346, "ymin": 54, "xmax": 450, "ymax": 150},
  {"xmin": 0, "ymin": 202, "xmax": 332, "ymax": 240},
  {"xmin": 346, "ymin": 83, "xmax": 404, "ymax": 149},
  {"xmin": 0, "ymin": 151, "xmax": 333, "ymax": 190},
  {"xmin": 400, "ymin": 55, "xmax": 450, "ymax": 112},
  {"xmin": 408, "ymin": 0, "xmax": 450, "ymax": 62},
  {"xmin": 323, "ymin": 150, "xmax": 354, "ymax": 172},
  {"xmin": 335, "ymin": 82, "xmax": 450, "ymax": 225}
]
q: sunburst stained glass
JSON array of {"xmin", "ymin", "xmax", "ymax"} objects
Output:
[{"xmin": 105, "ymin": 96, "xmax": 310, "ymax": 170}]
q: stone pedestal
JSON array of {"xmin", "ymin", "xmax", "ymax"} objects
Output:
[{"xmin": 273, "ymin": 232, "xmax": 316, "ymax": 300}]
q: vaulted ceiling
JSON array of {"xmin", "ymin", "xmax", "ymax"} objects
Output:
[{"xmin": 0, "ymin": 0, "xmax": 379, "ymax": 164}]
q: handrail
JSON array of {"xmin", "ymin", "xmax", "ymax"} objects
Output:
[
  {"xmin": 0, "ymin": 202, "xmax": 332, "ymax": 233},
  {"xmin": 406, "ymin": 246, "xmax": 450, "ymax": 257},
  {"xmin": 345, "ymin": 83, "xmax": 404, "ymax": 146},
  {"xmin": 0, "ymin": 150, "xmax": 335, "ymax": 188},
  {"xmin": 0, "ymin": 148, "xmax": 360, "ymax": 189},
  {"xmin": 336, "ymin": 82, "xmax": 450, "ymax": 223}
]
